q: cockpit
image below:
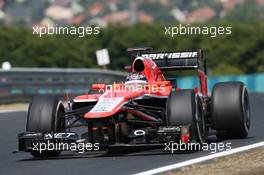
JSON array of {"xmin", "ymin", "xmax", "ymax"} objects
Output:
[{"xmin": 125, "ymin": 72, "xmax": 147, "ymax": 91}]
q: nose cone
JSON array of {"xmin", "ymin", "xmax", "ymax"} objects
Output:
[{"xmin": 84, "ymin": 90, "xmax": 144, "ymax": 119}]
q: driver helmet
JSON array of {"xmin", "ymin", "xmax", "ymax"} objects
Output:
[{"xmin": 126, "ymin": 72, "xmax": 147, "ymax": 82}]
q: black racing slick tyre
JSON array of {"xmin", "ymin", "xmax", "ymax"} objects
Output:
[
  {"xmin": 211, "ymin": 82, "xmax": 250, "ymax": 139},
  {"xmin": 26, "ymin": 95, "xmax": 66, "ymax": 157},
  {"xmin": 166, "ymin": 90, "xmax": 205, "ymax": 144}
]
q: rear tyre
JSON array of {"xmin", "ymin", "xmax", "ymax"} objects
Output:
[
  {"xmin": 26, "ymin": 95, "xmax": 65, "ymax": 157},
  {"xmin": 211, "ymin": 82, "xmax": 250, "ymax": 139},
  {"xmin": 166, "ymin": 90, "xmax": 205, "ymax": 144}
]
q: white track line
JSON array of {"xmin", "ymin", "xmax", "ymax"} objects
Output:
[
  {"xmin": 0, "ymin": 109, "xmax": 26, "ymax": 114},
  {"xmin": 135, "ymin": 141, "xmax": 264, "ymax": 175}
]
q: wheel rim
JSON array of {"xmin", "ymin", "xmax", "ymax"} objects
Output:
[
  {"xmin": 194, "ymin": 95, "xmax": 205, "ymax": 144},
  {"xmin": 55, "ymin": 101, "xmax": 65, "ymax": 132},
  {"xmin": 243, "ymin": 88, "xmax": 250, "ymax": 131}
]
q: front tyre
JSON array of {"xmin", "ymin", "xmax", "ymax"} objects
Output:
[{"xmin": 26, "ymin": 95, "xmax": 65, "ymax": 157}]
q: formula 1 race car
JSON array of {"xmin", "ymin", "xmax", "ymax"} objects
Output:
[{"xmin": 17, "ymin": 47, "xmax": 250, "ymax": 157}]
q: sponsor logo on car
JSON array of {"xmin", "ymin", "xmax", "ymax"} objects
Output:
[{"xmin": 141, "ymin": 52, "xmax": 198, "ymax": 60}]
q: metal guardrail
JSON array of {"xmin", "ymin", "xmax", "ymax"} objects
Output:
[
  {"xmin": 0, "ymin": 68, "xmax": 127, "ymax": 103},
  {"xmin": 0, "ymin": 68, "xmax": 263, "ymax": 104}
]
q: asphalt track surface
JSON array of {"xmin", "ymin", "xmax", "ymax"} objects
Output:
[{"xmin": 0, "ymin": 93, "xmax": 264, "ymax": 175}]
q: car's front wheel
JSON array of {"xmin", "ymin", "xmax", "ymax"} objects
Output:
[{"xmin": 26, "ymin": 95, "xmax": 65, "ymax": 157}]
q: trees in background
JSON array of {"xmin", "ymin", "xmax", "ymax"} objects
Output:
[{"xmin": 0, "ymin": 22, "xmax": 263, "ymax": 76}]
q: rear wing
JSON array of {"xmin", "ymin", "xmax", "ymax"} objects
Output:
[{"xmin": 127, "ymin": 47, "xmax": 207, "ymax": 74}]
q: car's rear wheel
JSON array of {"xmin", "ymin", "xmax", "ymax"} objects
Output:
[
  {"xmin": 211, "ymin": 82, "xmax": 250, "ymax": 139},
  {"xmin": 166, "ymin": 90, "xmax": 205, "ymax": 145},
  {"xmin": 26, "ymin": 95, "xmax": 65, "ymax": 157}
]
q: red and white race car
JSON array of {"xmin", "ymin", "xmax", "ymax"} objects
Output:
[{"xmin": 18, "ymin": 47, "xmax": 250, "ymax": 157}]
